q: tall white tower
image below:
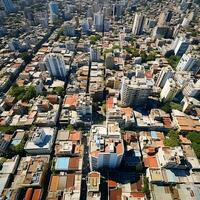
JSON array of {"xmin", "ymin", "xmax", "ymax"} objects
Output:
[
  {"xmin": 132, "ymin": 13, "xmax": 145, "ymax": 35},
  {"xmin": 44, "ymin": 53, "xmax": 68, "ymax": 80}
]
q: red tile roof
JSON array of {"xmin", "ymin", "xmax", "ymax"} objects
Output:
[
  {"xmin": 116, "ymin": 142, "xmax": 123, "ymax": 155},
  {"xmin": 145, "ymin": 71, "xmax": 153, "ymax": 79},
  {"xmin": 109, "ymin": 188, "xmax": 122, "ymax": 200},
  {"xmin": 64, "ymin": 95, "xmax": 78, "ymax": 107},
  {"xmin": 108, "ymin": 180, "xmax": 117, "ymax": 188},
  {"xmin": 131, "ymin": 192, "xmax": 145, "ymax": 198},
  {"xmin": 32, "ymin": 189, "xmax": 42, "ymax": 200},
  {"xmin": 106, "ymin": 97, "xmax": 114, "ymax": 110},
  {"xmin": 69, "ymin": 158, "xmax": 79, "ymax": 169},
  {"xmin": 144, "ymin": 156, "xmax": 158, "ymax": 168},
  {"xmin": 24, "ymin": 188, "xmax": 33, "ymax": 200},
  {"xmin": 49, "ymin": 176, "xmax": 59, "ymax": 192},
  {"xmin": 66, "ymin": 174, "xmax": 75, "ymax": 189},
  {"xmin": 69, "ymin": 131, "xmax": 81, "ymax": 141}
]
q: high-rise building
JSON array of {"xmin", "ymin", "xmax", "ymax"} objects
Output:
[
  {"xmin": 44, "ymin": 53, "xmax": 68, "ymax": 80},
  {"xmin": 177, "ymin": 54, "xmax": 200, "ymax": 75},
  {"xmin": 90, "ymin": 46, "xmax": 101, "ymax": 62},
  {"xmin": 120, "ymin": 75, "xmax": 154, "ymax": 106},
  {"xmin": 152, "ymin": 26, "xmax": 170, "ymax": 39},
  {"xmin": 183, "ymin": 80, "xmax": 200, "ymax": 99},
  {"xmin": 1, "ymin": 0, "xmax": 15, "ymax": 13},
  {"xmin": 49, "ymin": 1, "xmax": 59, "ymax": 22},
  {"xmin": 132, "ymin": 13, "xmax": 145, "ymax": 35},
  {"xmin": 156, "ymin": 66, "xmax": 174, "ymax": 88},
  {"xmin": 63, "ymin": 21, "xmax": 76, "ymax": 37},
  {"xmin": 158, "ymin": 10, "xmax": 173, "ymax": 25},
  {"xmin": 105, "ymin": 53, "xmax": 114, "ymax": 69},
  {"xmin": 8, "ymin": 38, "xmax": 21, "ymax": 51},
  {"xmin": 173, "ymin": 36, "xmax": 189, "ymax": 57},
  {"xmin": 180, "ymin": 0, "xmax": 192, "ymax": 11},
  {"xmin": 113, "ymin": 2, "xmax": 124, "ymax": 19},
  {"xmin": 160, "ymin": 78, "xmax": 180, "ymax": 102},
  {"xmin": 94, "ymin": 12, "xmax": 104, "ymax": 32},
  {"xmin": 82, "ymin": 19, "xmax": 90, "ymax": 33},
  {"xmin": 89, "ymin": 123, "xmax": 124, "ymax": 170}
]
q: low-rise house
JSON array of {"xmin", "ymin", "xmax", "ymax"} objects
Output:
[
  {"xmin": 47, "ymin": 174, "xmax": 82, "ymax": 200},
  {"xmin": 12, "ymin": 155, "xmax": 50, "ymax": 188},
  {"xmin": 87, "ymin": 171, "xmax": 101, "ymax": 200},
  {"xmin": 55, "ymin": 130, "xmax": 82, "ymax": 157}
]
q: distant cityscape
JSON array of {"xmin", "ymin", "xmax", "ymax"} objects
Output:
[{"xmin": 0, "ymin": 0, "xmax": 200, "ymax": 200}]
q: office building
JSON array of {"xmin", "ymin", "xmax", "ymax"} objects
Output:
[
  {"xmin": 1, "ymin": 0, "xmax": 15, "ymax": 13},
  {"xmin": 8, "ymin": 38, "xmax": 21, "ymax": 52},
  {"xmin": 132, "ymin": 13, "xmax": 145, "ymax": 35},
  {"xmin": 180, "ymin": 0, "xmax": 192, "ymax": 11},
  {"xmin": 152, "ymin": 26, "xmax": 170, "ymax": 39},
  {"xmin": 173, "ymin": 36, "xmax": 189, "ymax": 57},
  {"xmin": 156, "ymin": 66, "xmax": 174, "ymax": 88},
  {"xmin": 63, "ymin": 21, "xmax": 76, "ymax": 37},
  {"xmin": 177, "ymin": 54, "xmax": 200, "ymax": 75},
  {"xmin": 90, "ymin": 46, "xmax": 101, "ymax": 62},
  {"xmin": 183, "ymin": 80, "xmax": 200, "ymax": 99},
  {"xmin": 49, "ymin": 1, "xmax": 59, "ymax": 22},
  {"xmin": 44, "ymin": 53, "xmax": 68, "ymax": 80},
  {"xmin": 94, "ymin": 12, "xmax": 104, "ymax": 32},
  {"xmin": 82, "ymin": 19, "xmax": 90, "ymax": 33},
  {"xmin": 113, "ymin": 2, "xmax": 124, "ymax": 19},
  {"xmin": 105, "ymin": 53, "xmax": 114, "ymax": 69},
  {"xmin": 158, "ymin": 10, "xmax": 173, "ymax": 25}
]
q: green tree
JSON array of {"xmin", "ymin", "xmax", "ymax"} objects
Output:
[
  {"xmin": 52, "ymin": 87, "xmax": 64, "ymax": 96},
  {"xmin": 142, "ymin": 177, "xmax": 150, "ymax": 198},
  {"xmin": 23, "ymin": 86, "xmax": 37, "ymax": 101},
  {"xmin": 186, "ymin": 132, "xmax": 200, "ymax": 159},
  {"xmin": 20, "ymin": 52, "xmax": 31, "ymax": 63},
  {"xmin": 161, "ymin": 102, "xmax": 182, "ymax": 113},
  {"xmin": 66, "ymin": 124, "xmax": 74, "ymax": 132},
  {"xmin": 0, "ymin": 126, "xmax": 17, "ymax": 134},
  {"xmin": 89, "ymin": 34, "xmax": 101, "ymax": 44},
  {"xmin": 167, "ymin": 55, "xmax": 181, "ymax": 70},
  {"xmin": 9, "ymin": 85, "xmax": 37, "ymax": 101},
  {"xmin": 164, "ymin": 130, "xmax": 180, "ymax": 147}
]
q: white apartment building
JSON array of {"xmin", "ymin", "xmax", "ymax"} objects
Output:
[
  {"xmin": 156, "ymin": 66, "xmax": 174, "ymax": 88},
  {"xmin": 160, "ymin": 78, "xmax": 179, "ymax": 102},
  {"xmin": 132, "ymin": 13, "xmax": 145, "ymax": 35},
  {"xmin": 121, "ymin": 76, "xmax": 154, "ymax": 107},
  {"xmin": 44, "ymin": 53, "xmax": 68, "ymax": 80},
  {"xmin": 89, "ymin": 124, "xmax": 124, "ymax": 171},
  {"xmin": 177, "ymin": 53, "xmax": 200, "ymax": 75}
]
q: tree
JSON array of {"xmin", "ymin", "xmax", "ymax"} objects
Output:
[
  {"xmin": 52, "ymin": 87, "xmax": 64, "ymax": 96},
  {"xmin": 0, "ymin": 126, "xmax": 17, "ymax": 134},
  {"xmin": 187, "ymin": 132, "xmax": 200, "ymax": 159},
  {"xmin": 20, "ymin": 52, "xmax": 31, "ymax": 63},
  {"xmin": 66, "ymin": 124, "xmax": 74, "ymax": 132},
  {"xmin": 9, "ymin": 84, "xmax": 26, "ymax": 101},
  {"xmin": 167, "ymin": 55, "xmax": 181, "ymax": 70},
  {"xmin": 9, "ymin": 85, "xmax": 37, "ymax": 101},
  {"xmin": 161, "ymin": 102, "xmax": 182, "ymax": 113},
  {"xmin": 164, "ymin": 130, "xmax": 180, "ymax": 147},
  {"xmin": 23, "ymin": 86, "xmax": 37, "ymax": 101},
  {"xmin": 142, "ymin": 177, "xmax": 150, "ymax": 199},
  {"xmin": 89, "ymin": 34, "xmax": 101, "ymax": 44}
]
